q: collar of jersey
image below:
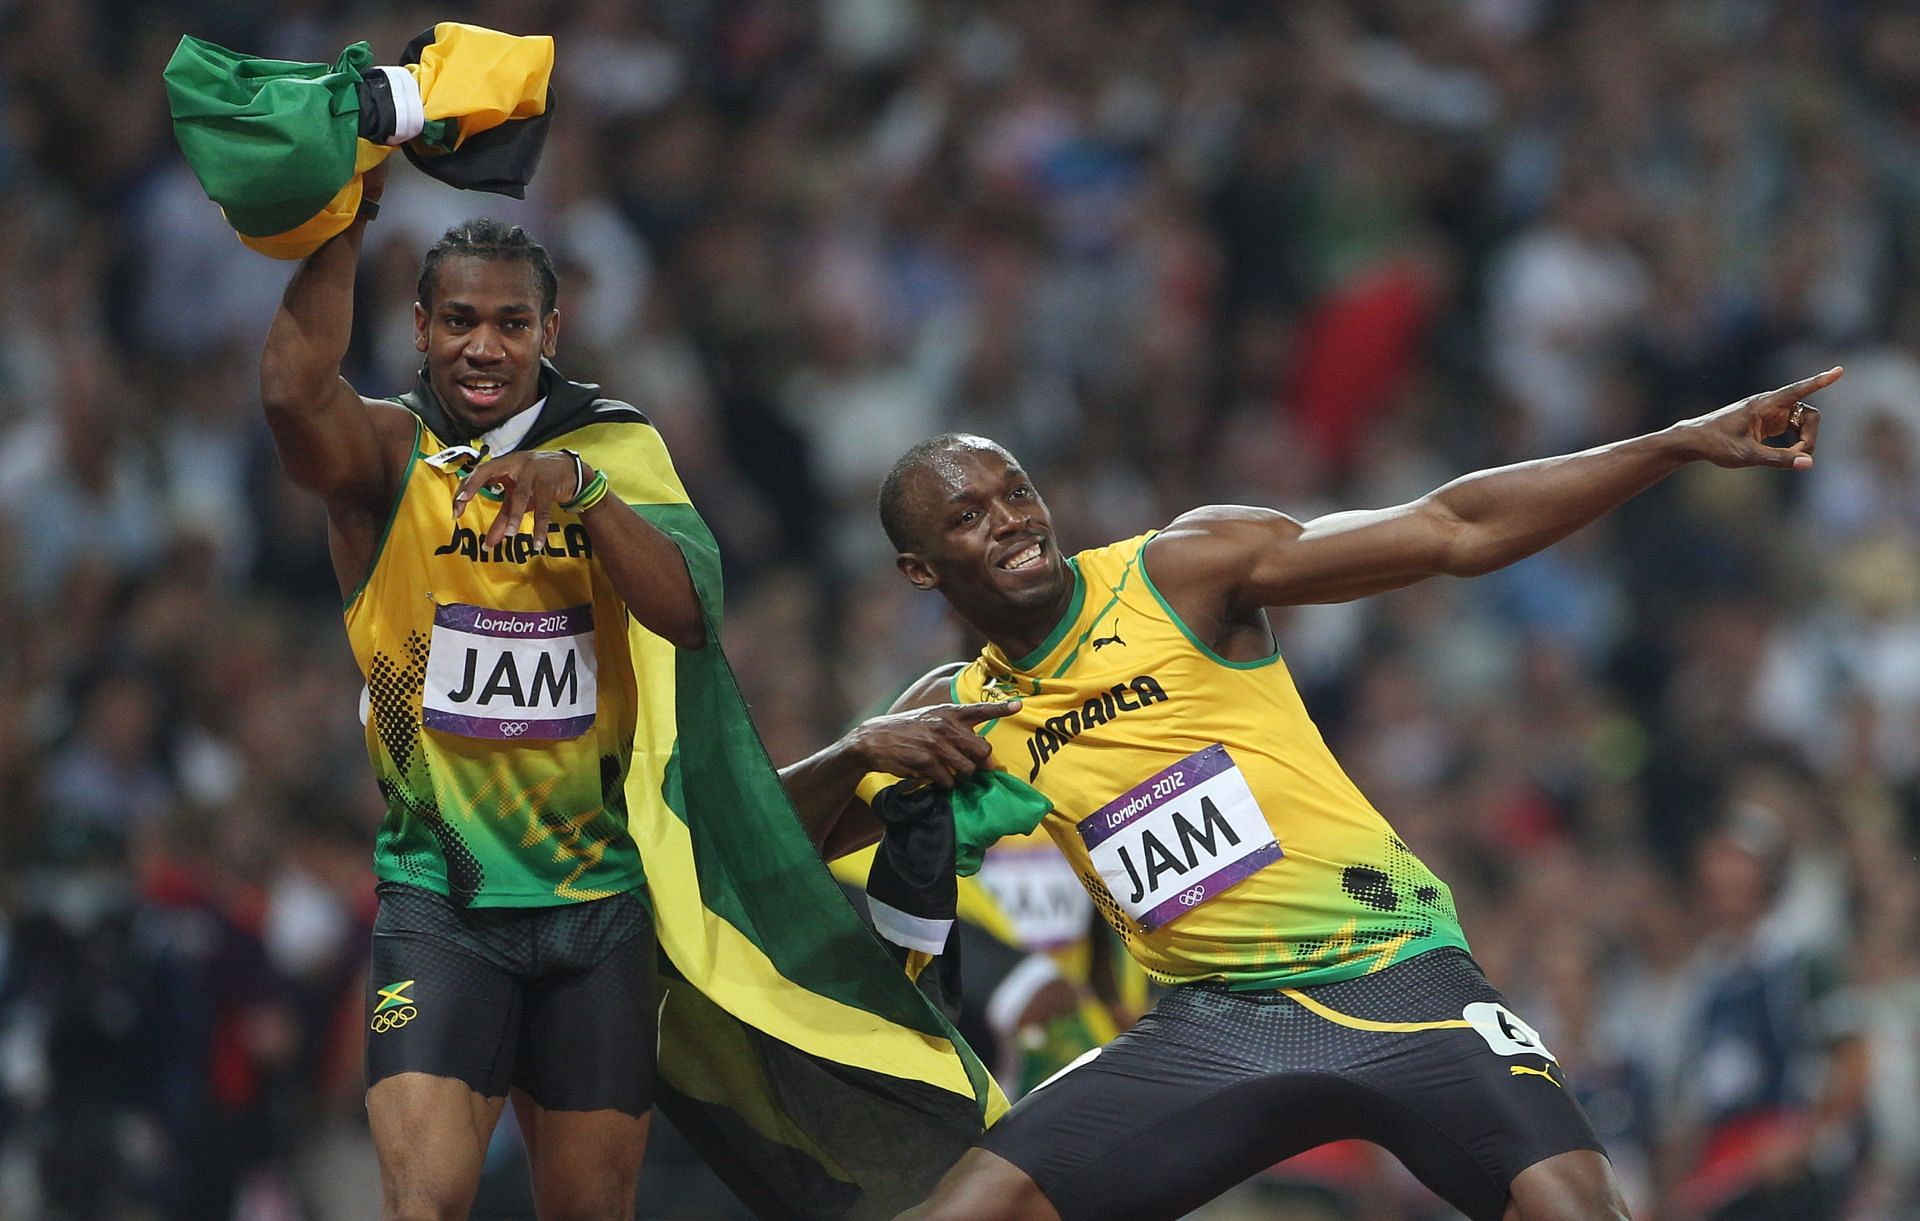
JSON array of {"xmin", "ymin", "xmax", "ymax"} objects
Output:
[
  {"xmin": 989, "ymin": 557, "xmax": 1086, "ymax": 675},
  {"xmin": 478, "ymin": 395, "xmax": 547, "ymax": 456}
]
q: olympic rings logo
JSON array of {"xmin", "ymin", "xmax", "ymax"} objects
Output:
[
  {"xmin": 498, "ymin": 722, "xmax": 529, "ymax": 737},
  {"xmin": 1179, "ymin": 886, "xmax": 1207, "ymax": 906},
  {"xmin": 370, "ymin": 1005, "xmax": 418, "ymax": 1033}
]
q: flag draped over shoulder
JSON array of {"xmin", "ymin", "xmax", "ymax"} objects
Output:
[
  {"xmin": 163, "ymin": 23, "xmax": 553, "ymax": 259},
  {"xmin": 419, "ymin": 370, "xmax": 1003, "ymax": 1218}
]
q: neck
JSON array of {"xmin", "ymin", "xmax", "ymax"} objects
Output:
[{"xmin": 972, "ymin": 581, "xmax": 1077, "ymax": 666}]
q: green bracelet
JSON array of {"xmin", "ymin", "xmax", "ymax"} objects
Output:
[{"xmin": 562, "ymin": 468, "xmax": 610, "ymax": 514}]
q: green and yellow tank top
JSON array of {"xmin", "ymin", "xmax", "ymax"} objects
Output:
[
  {"xmin": 345, "ymin": 417, "xmax": 646, "ymax": 906},
  {"xmin": 951, "ymin": 533, "xmax": 1469, "ymax": 989}
]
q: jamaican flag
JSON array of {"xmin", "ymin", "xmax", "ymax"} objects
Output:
[
  {"xmin": 397, "ymin": 368, "xmax": 1004, "ymax": 1218},
  {"xmin": 164, "ymin": 23, "xmax": 553, "ymax": 259}
]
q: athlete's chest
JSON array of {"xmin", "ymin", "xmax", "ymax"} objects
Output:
[
  {"xmin": 395, "ymin": 449, "xmax": 606, "ymax": 741},
  {"xmin": 407, "ymin": 457, "xmax": 599, "ymax": 588},
  {"xmin": 974, "ymin": 595, "xmax": 1225, "ymax": 808}
]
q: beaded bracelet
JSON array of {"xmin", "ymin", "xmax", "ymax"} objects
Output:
[{"xmin": 562, "ymin": 468, "xmax": 611, "ymax": 514}]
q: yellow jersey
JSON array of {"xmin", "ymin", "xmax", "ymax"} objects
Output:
[
  {"xmin": 345, "ymin": 414, "xmax": 654, "ymax": 906},
  {"xmin": 948, "ymin": 533, "xmax": 1468, "ymax": 989}
]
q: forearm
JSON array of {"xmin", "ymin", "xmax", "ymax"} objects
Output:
[
  {"xmin": 580, "ymin": 497, "xmax": 706, "ymax": 649},
  {"xmin": 1427, "ymin": 424, "xmax": 1696, "ymax": 576},
  {"xmin": 260, "ymin": 217, "xmax": 369, "ymax": 414},
  {"xmin": 779, "ymin": 737, "xmax": 875, "ymax": 849}
]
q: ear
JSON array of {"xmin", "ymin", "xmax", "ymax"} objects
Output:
[
  {"xmin": 896, "ymin": 552, "xmax": 938, "ymax": 591},
  {"xmin": 413, "ymin": 302, "xmax": 428, "ymax": 352},
  {"xmin": 541, "ymin": 309, "xmax": 560, "ymax": 359}
]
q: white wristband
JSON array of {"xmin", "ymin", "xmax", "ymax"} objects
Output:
[{"xmin": 373, "ymin": 66, "xmax": 425, "ymax": 145}]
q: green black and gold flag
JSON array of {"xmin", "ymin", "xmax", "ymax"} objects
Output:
[{"xmin": 164, "ymin": 23, "xmax": 553, "ymax": 259}]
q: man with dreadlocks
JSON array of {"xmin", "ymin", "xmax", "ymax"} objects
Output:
[{"xmin": 258, "ymin": 160, "xmax": 706, "ymax": 1217}]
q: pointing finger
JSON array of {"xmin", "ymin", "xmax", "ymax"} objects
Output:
[
  {"xmin": 956, "ymin": 699, "xmax": 1021, "ymax": 723},
  {"xmin": 1764, "ymin": 366, "xmax": 1843, "ymax": 407}
]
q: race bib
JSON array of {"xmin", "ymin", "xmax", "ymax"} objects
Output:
[
  {"xmin": 1079, "ymin": 744, "xmax": 1281, "ymax": 931},
  {"xmin": 979, "ymin": 843, "xmax": 1095, "ymax": 950},
  {"xmin": 422, "ymin": 603, "xmax": 597, "ymax": 740}
]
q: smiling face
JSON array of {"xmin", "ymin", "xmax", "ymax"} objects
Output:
[
  {"xmin": 414, "ymin": 255, "xmax": 559, "ymax": 433},
  {"xmin": 894, "ymin": 442, "xmax": 1074, "ymax": 645}
]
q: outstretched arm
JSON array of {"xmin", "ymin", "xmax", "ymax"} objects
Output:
[
  {"xmin": 781, "ymin": 664, "xmax": 1019, "ymax": 857},
  {"xmin": 1151, "ymin": 368, "xmax": 1837, "ymax": 626}
]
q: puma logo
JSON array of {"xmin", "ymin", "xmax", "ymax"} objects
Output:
[
  {"xmin": 1091, "ymin": 621, "xmax": 1125, "ymax": 651},
  {"xmin": 1509, "ymin": 1064, "xmax": 1561, "ymax": 1088}
]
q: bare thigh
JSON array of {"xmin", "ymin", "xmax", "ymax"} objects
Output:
[
  {"xmin": 512, "ymin": 1088, "xmax": 652, "ymax": 1221},
  {"xmin": 368, "ymin": 1071, "xmax": 507, "ymax": 1221}
]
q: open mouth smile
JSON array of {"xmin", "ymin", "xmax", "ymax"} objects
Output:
[
  {"xmin": 997, "ymin": 540, "xmax": 1047, "ymax": 572},
  {"xmin": 456, "ymin": 376, "xmax": 510, "ymax": 410}
]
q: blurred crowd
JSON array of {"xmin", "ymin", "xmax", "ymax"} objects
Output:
[{"xmin": 3, "ymin": 0, "xmax": 1920, "ymax": 1217}]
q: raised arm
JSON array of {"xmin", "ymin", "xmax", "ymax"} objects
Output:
[
  {"xmin": 780, "ymin": 664, "xmax": 1018, "ymax": 858},
  {"xmin": 259, "ymin": 161, "xmax": 411, "ymax": 521},
  {"xmin": 1150, "ymin": 369, "xmax": 1837, "ymax": 632}
]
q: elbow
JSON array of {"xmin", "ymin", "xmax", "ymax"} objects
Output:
[
  {"xmin": 1444, "ymin": 537, "xmax": 1503, "ymax": 578},
  {"xmin": 1420, "ymin": 498, "xmax": 1490, "ymax": 578}
]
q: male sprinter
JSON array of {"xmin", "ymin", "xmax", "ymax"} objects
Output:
[
  {"xmin": 805, "ymin": 371, "xmax": 1833, "ymax": 1220},
  {"xmin": 260, "ymin": 160, "xmax": 701, "ymax": 1220}
]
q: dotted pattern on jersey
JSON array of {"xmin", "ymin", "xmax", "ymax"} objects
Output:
[
  {"xmin": 1276, "ymin": 832, "xmax": 1459, "ymax": 966},
  {"xmin": 379, "ymin": 777, "xmax": 485, "ymax": 905},
  {"xmin": 367, "ymin": 632, "xmax": 430, "ymax": 773},
  {"xmin": 1079, "ymin": 867, "xmax": 1136, "ymax": 945}
]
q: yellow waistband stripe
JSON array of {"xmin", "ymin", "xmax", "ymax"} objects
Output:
[{"xmin": 1279, "ymin": 988, "xmax": 1472, "ymax": 1033}]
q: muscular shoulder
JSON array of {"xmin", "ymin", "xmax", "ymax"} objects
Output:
[{"xmin": 1146, "ymin": 505, "xmax": 1301, "ymax": 591}]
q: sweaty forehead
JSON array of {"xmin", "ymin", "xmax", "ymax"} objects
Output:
[{"xmin": 909, "ymin": 444, "xmax": 1020, "ymax": 509}]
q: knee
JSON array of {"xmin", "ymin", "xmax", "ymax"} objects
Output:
[
  {"xmin": 532, "ymin": 1178, "xmax": 639, "ymax": 1221},
  {"xmin": 383, "ymin": 1193, "xmax": 469, "ymax": 1221},
  {"xmin": 536, "ymin": 1204, "xmax": 632, "ymax": 1221}
]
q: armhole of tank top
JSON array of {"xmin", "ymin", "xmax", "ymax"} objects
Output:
[
  {"xmin": 1136, "ymin": 536, "xmax": 1281, "ymax": 671},
  {"xmin": 343, "ymin": 413, "xmax": 423, "ymax": 613}
]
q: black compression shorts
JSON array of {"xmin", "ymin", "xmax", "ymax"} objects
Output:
[
  {"xmin": 979, "ymin": 948, "xmax": 1604, "ymax": 1221},
  {"xmin": 365, "ymin": 882, "xmax": 657, "ymax": 1116}
]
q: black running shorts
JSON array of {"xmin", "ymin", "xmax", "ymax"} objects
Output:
[
  {"xmin": 979, "ymin": 948, "xmax": 1605, "ymax": 1221},
  {"xmin": 365, "ymin": 882, "xmax": 658, "ymax": 1116}
]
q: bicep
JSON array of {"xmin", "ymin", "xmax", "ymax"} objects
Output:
[
  {"xmin": 266, "ymin": 384, "xmax": 400, "ymax": 504},
  {"xmin": 1157, "ymin": 501, "xmax": 1462, "ymax": 612}
]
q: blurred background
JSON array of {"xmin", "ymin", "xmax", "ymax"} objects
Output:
[{"xmin": 3, "ymin": 0, "xmax": 1919, "ymax": 1217}]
